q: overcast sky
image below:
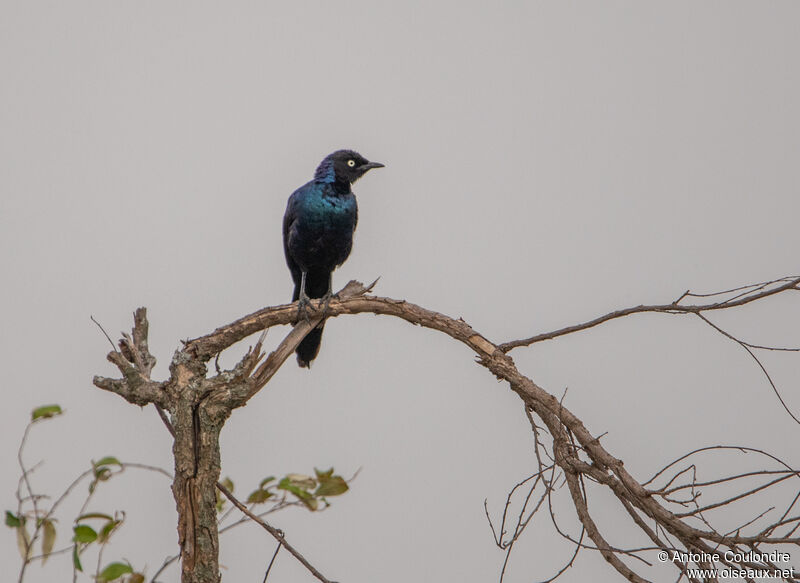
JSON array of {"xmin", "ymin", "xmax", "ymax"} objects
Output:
[{"xmin": 2, "ymin": 2, "xmax": 799, "ymax": 582}]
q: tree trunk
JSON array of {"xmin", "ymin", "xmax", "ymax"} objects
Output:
[{"xmin": 170, "ymin": 365, "xmax": 228, "ymax": 583}]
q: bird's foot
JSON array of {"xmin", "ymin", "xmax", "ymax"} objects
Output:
[
  {"xmin": 297, "ymin": 293, "xmax": 315, "ymax": 325},
  {"xmin": 317, "ymin": 291, "xmax": 340, "ymax": 315}
]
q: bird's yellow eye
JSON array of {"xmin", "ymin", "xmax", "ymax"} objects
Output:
[{"xmin": 347, "ymin": 160, "xmax": 356, "ymax": 167}]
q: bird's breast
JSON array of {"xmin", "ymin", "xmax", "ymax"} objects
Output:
[
  {"xmin": 301, "ymin": 193, "xmax": 356, "ymax": 229},
  {"xmin": 285, "ymin": 186, "xmax": 358, "ymax": 273}
]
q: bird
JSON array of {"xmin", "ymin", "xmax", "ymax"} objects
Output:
[{"xmin": 282, "ymin": 149, "xmax": 384, "ymax": 368}]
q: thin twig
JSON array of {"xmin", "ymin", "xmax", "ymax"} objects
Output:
[
  {"xmin": 695, "ymin": 313, "xmax": 800, "ymax": 424},
  {"xmin": 150, "ymin": 553, "xmax": 180, "ymax": 583},
  {"xmin": 262, "ymin": 542, "xmax": 282, "ymax": 583},
  {"xmin": 91, "ymin": 315, "xmax": 120, "ymax": 353},
  {"xmin": 216, "ymin": 482, "xmax": 336, "ymax": 583}
]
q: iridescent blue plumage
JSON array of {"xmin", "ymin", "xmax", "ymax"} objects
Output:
[{"xmin": 282, "ymin": 150, "xmax": 384, "ymax": 367}]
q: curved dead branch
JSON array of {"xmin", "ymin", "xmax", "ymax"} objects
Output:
[{"xmin": 93, "ymin": 276, "xmax": 800, "ymax": 582}]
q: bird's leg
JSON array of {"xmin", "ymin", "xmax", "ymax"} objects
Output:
[{"xmin": 297, "ymin": 271, "xmax": 313, "ymax": 324}]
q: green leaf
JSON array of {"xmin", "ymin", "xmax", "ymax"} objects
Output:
[
  {"xmin": 298, "ymin": 496, "xmax": 319, "ymax": 511},
  {"xmin": 94, "ymin": 456, "xmax": 122, "ymax": 468},
  {"xmin": 313, "ymin": 468, "xmax": 349, "ymax": 497},
  {"xmin": 259, "ymin": 476, "xmax": 276, "ymax": 489},
  {"xmin": 283, "ymin": 473, "xmax": 316, "ymax": 489},
  {"xmin": 41, "ymin": 518, "xmax": 56, "ymax": 563},
  {"xmin": 314, "ymin": 467, "xmax": 334, "ymax": 480},
  {"xmin": 97, "ymin": 519, "xmax": 120, "ymax": 543},
  {"xmin": 278, "ymin": 478, "xmax": 318, "ymax": 511},
  {"xmin": 72, "ymin": 524, "xmax": 97, "ymax": 543},
  {"xmin": 315, "ymin": 475, "xmax": 348, "ymax": 497},
  {"xmin": 89, "ymin": 465, "xmax": 114, "ymax": 494},
  {"xmin": 76, "ymin": 512, "xmax": 114, "ymax": 522},
  {"xmin": 97, "ymin": 561, "xmax": 133, "ymax": 582},
  {"xmin": 246, "ymin": 489, "xmax": 273, "ymax": 504},
  {"xmin": 32, "ymin": 404, "xmax": 63, "ymax": 421},
  {"xmin": 94, "ymin": 467, "xmax": 112, "ymax": 481},
  {"xmin": 5, "ymin": 511, "xmax": 22, "ymax": 528},
  {"xmin": 72, "ymin": 544, "xmax": 83, "ymax": 571},
  {"xmin": 220, "ymin": 476, "xmax": 234, "ymax": 492}
]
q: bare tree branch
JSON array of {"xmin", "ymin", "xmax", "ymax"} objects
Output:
[{"xmin": 498, "ymin": 276, "xmax": 800, "ymax": 352}]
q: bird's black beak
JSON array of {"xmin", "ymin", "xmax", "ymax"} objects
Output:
[{"xmin": 359, "ymin": 161, "xmax": 385, "ymax": 172}]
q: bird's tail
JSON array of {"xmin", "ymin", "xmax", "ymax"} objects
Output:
[
  {"xmin": 293, "ymin": 270, "xmax": 330, "ymax": 368},
  {"xmin": 296, "ymin": 322, "xmax": 325, "ymax": 368}
]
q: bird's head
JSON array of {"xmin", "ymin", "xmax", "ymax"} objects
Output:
[{"xmin": 314, "ymin": 149, "xmax": 385, "ymax": 184}]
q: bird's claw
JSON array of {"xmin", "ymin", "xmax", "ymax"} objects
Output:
[
  {"xmin": 297, "ymin": 294, "xmax": 314, "ymax": 325},
  {"xmin": 317, "ymin": 291, "xmax": 339, "ymax": 315}
]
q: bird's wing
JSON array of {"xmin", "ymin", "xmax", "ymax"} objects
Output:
[
  {"xmin": 283, "ymin": 187, "xmax": 305, "ymax": 251},
  {"xmin": 282, "ymin": 189, "xmax": 303, "ymax": 286}
]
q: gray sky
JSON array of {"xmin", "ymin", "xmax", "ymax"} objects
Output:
[{"xmin": 2, "ymin": 2, "xmax": 799, "ymax": 581}]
